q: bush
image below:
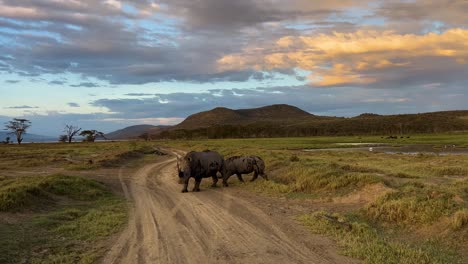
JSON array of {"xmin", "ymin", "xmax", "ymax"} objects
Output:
[{"xmin": 290, "ymin": 154, "xmax": 300, "ymax": 162}]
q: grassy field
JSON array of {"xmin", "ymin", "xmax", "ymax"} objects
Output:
[
  {"xmin": 159, "ymin": 133, "xmax": 468, "ymax": 150},
  {"xmin": 0, "ymin": 134, "xmax": 466, "ymax": 263},
  {"xmin": 161, "ymin": 133, "xmax": 468, "ymax": 263},
  {"xmin": 0, "ymin": 141, "xmax": 160, "ymax": 264},
  {"xmin": 0, "ymin": 175, "xmax": 126, "ymax": 263}
]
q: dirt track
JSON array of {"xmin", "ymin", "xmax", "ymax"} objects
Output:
[{"xmin": 103, "ymin": 154, "xmax": 352, "ymax": 264}]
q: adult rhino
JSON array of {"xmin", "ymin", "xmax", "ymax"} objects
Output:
[
  {"xmin": 223, "ymin": 155, "xmax": 267, "ymax": 185},
  {"xmin": 177, "ymin": 150, "xmax": 225, "ymax": 193}
]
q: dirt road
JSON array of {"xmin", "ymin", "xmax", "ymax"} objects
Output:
[{"xmin": 103, "ymin": 155, "xmax": 351, "ymax": 264}]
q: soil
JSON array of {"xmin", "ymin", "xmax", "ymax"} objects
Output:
[{"xmin": 102, "ymin": 153, "xmax": 357, "ymax": 264}]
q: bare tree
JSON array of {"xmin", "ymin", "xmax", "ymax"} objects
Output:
[
  {"xmin": 64, "ymin": 124, "xmax": 81, "ymax": 143},
  {"xmin": 80, "ymin": 130, "xmax": 106, "ymax": 142},
  {"xmin": 4, "ymin": 118, "xmax": 31, "ymax": 144}
]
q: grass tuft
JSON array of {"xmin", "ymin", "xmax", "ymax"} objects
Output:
[
  {"xmin": 365, "ymin": 182, "xmax": 460, "ymax": 225},
  {"xmin": 298, "ymin": 211, "xmax": 459, "ymax": 264},
  {"xmin": 451, "ymin": 209, "xmax": 468, "ymax": 230}
]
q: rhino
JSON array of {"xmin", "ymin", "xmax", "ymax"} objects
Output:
[
  {"xmin": 223, "ymin": 155, "xmax": 267, "ymax": 185},
  {"xmin": 177, "ymin": 150, "xmax": 225, "ymax": 193}
]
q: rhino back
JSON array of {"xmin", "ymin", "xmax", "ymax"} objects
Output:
[
  {"xmin": 226, "ymin": 156, "xmax": 255, "ymax": 174},
  {"xmin": 186, "ymin": 151, "xmax": 224, "ymax": 177}
]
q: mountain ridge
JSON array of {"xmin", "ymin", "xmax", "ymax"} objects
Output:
[{"xmin": 103, "ymin": 104, "xmax": 468, "ymax": 139}]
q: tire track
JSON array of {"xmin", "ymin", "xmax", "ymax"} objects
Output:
[{"xmin": 103, "ymin": 155, "xmax": 349, "ymax": 264}]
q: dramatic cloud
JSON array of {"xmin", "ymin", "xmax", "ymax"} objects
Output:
[
  {"xmin": 218, "ymin": 29, "xmax": 468, "ymax": 87},
  {"xmin": 0, "ymin": 0, "xmax": 382, "ymax": 84},
  {"xmin": 376, "ymin": 0, "xmax": 468, "ymax": 27},
  {"xmin": 0, "ymin": 0, "xmax": 466, "ymax": 136}
]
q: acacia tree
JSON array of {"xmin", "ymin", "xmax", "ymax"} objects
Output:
[
  {"xmin": 4, "ymin": 118, "xmax": 31, "ymax": 144},
  {"xmin": 80, "ymin": 130, "xmax": 106, "ymax": 142},
  {"xmin": 58, "ymin": 135, "xmax": 68, "ymax": 143},
  {"xmin": 2, "ymin": 136, "xmax": 10, "ymax": 144},
  {"xmin": 64, "ymin": 124, "xmax": 81, "ymax": 143}
]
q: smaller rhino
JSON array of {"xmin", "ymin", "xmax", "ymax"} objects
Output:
[{"xmin": 223, "ymin": 155, "xmax": 267, "ymax": 185}]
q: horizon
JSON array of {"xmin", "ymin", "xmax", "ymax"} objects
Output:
[
  {"xmin": 2, "ymin": 105, "xmax": 467, "ymax": 137},
  {"xmin": 1, "ymin": 1, "xmax": 467, "ymax": 136}
]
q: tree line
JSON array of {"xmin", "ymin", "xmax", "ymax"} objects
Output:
[
  {"xmin": 156, "ymin": 113, "xmax": 468, "ymax": 139},
  {"xmin": 3, "ymin": 118, "xmax": 106, "ymax": 144}
]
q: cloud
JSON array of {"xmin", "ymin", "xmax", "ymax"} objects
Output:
[
  {"xmin": 67, "ymin": 102, "xmax": 80, "ymax": 107},
  {"xmin": 49, "ymin": 80, "xmax": 67, "ymax": 85},
  {"xmin": 70, "ymin": 82, "xmax": 101, "ymax": 88},
  {"xmin": 0, "ymin": 82, "xmax": 465, "ymax": 136},
  {"xmin": 376, "ymin": 0, "xmax": 468, "ymax": 27},
  {"xmin": 0, "ymin": 0, "xmax": 466, "ymax": 89},
  {"xmin": 0, "ymin": 0, "xmax": 374, "ymax": 84},
  {"xmin": 4, "ymin": 105, "xmax": 39, "ymax": 109},
  {"xmin": 124, "ymin": 93, "xmax": 155, "ymax": 97},
  {"xmin": 218, "ymin": 29, "xmax": 468, "ymax": 87},
  {"xmin": 91, "ymin": 84, "xmax": 467, "ymax": 120}
]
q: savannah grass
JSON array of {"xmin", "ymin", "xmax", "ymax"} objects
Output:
[
  {"xmin": 162, "ymin": 134, "xmax": 468, "ymax": 263},
  {"xmin": 0, "ymin": 174, "xmax": 127, "ymax": 264},
  {"xmin": 0, "ymin": 134, "xmax": 466, "ymax": 263}
]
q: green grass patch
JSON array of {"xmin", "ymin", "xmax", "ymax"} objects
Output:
[
  {"xmin": 298, "ymin": 211, "xmax": 460, "ymax": 264},
  {"xmin": 365, "ymin": 182, "xmax": 461, "ymax": 225},
  {"xmin": 0, "ymin": 141, "xmax": 158, "ymax": 170},
  {"xmin": 162, "ymin": 136, "xmax": 468, "ymax": 261},
  {"xmin": 0, "ymin": 174, "xmax": 108, "ymax": 211},
  {"xmin": 0, "ymin": 175, "xmax": 127, "ymax": 263},
  {"xmin": 0, "ymin": 175, "xmax": 127, "ymax": 264}
]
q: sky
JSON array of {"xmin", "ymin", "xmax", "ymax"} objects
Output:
[{"xmin": 0, "ymin": 0, "xmax": 467, "ymax": 136}]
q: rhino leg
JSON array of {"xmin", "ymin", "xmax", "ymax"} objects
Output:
[
  {"xmin": 211, "ymin": 174, "xmax": 218, "ymax": 187},
  {"xmin": 250, "ymin": 170, "xmax": 258, "ymax": 182},
  {"xmin": 193, "ymin": 177, "xmax": 201, "ymax": 192},
  {"xmin": 261, "ymin": 173, "xmax": 269, "ymax": 180},
  {"xmin": 181, "ymin": 176, "xmax": 190, "ymax": 193},
  {"xmin": 222, "ymin": 174, "xmax": 230, "ymax": 187},
  {"xmin": 236, "ymin": 173, "xmax": 245, "ymax": 182}
]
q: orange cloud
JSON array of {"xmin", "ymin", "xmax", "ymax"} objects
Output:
[{"xmin": 218, "ymin": 29, "xmax": 468, "ymax": 86}]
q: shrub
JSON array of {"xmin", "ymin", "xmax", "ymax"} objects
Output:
[
  {"xmin": 290, "ymin": 154, "xmax": 300, "ymax": 162},
  {"xmin": 451, "ymin": 209, "xmax": 468, "ymax": 230}
]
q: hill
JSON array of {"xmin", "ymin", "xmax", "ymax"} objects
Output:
[
  {"xmin": 155, "ymin": 105, "xmax": 468, "ymax": 139},
  {"xmin": 105, "ymin": 125, "xmax": 169, "ymax": 140},
  {"xmin": 175, "ymin": 104, "xmax": 319, "ymax": 130}
]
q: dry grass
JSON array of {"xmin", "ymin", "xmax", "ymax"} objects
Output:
[
  {"xmin": 298, "ymin": 211, "xmax": 460, "ymax": 264},
  {"xmin": 162, "ymin": 136, "xmax": 468, "ymax": 262},
  {"xmin": 451, "ymin": 209, "xmax": 468, "ymax": 230},
  {"xmin": 365, "ymin": 182, "xmax": 461, "ymax": 225}
]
